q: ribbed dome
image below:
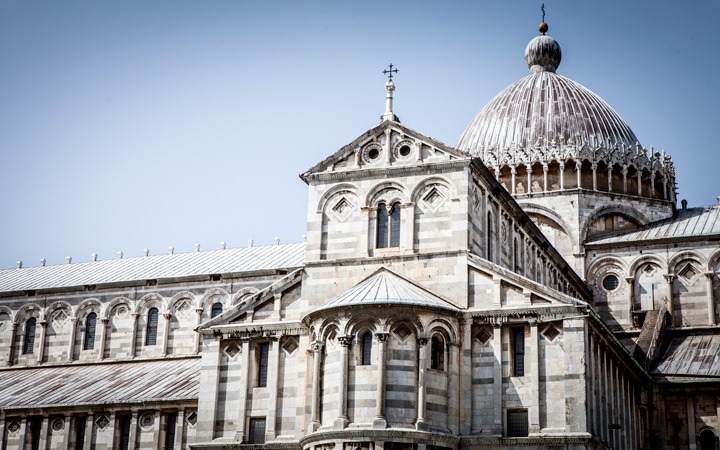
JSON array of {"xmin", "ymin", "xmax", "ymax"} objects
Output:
[{"xmin": 457, "ymin": 32, "xmax": 640, "ymax": 155}]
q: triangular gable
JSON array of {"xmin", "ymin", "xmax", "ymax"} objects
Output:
[
  {"xmin": 304, "ymin": 267, "xmax": 459, "ymax": 321},
  {"xmin": 467, "ymin": 252, "xmax": 587, "ymax": 309},
  {"xmin": 300, "ymin": 120, "xmax": 469, "ymax": 181},
  {"xmin": 197, "ymin": 268, "xmax": 303, "ymax": 331}
]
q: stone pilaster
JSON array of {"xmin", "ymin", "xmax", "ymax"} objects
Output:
[
  {"xmin": 415, "ymin": 337, "xmax": 428, "ymax": 430},
  {"xmin": 98, "ymin": 318, "xmax": 109, "ymax": 360},
  {"xmin": 334, "ymin": 335, "xmax": 352, "ymax": 429},
  {"xmin": 235, "ymin": 337, "xmax": 251, "ymax": 442},
  {"xmin": 309, "ymin": 341, "xmax": 324, "ymax": 432},
  {"xmin": 373, "ymin": 333, "xmax": 389, "ymax": 429}
]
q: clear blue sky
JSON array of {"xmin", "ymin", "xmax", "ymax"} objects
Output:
[{"xmin": 1, "ymin": 1, "xmax": 718, "ymax": 269}]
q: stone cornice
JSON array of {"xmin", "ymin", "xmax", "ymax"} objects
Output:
[
  {"xmin": 191, "ymin": 443, "xmax": 302, "ymax": 450},
  {"xmin": 300, "ymin": 428, "xmax": 460, "ymax": 447},
  {"xmin": 201, "ymin": 320, "xmax": 308, "ymax": 338},
  {"xmin": 304, "ymin": 159, "xmax": 470, "ymax": 184}
]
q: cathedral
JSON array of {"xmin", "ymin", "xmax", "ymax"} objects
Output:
[{"xmin": 0, "ymin": 19, "xmax": 718, "ymax": 450}]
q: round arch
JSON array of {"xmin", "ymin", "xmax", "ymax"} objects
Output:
[
  {"xmin": 42, "ymin": 300, "xmax": 73, "ymax": 321},
  {"xmin": 102, "ymin": 296, "xmax": 133, "ymax": 319},
  {"xmin": 668, "ymin": 251, "xmax": 707, "ymax": 275},
  {"xmin": 135, "ymin": 293, "xmax": 166, "ymax": 314},
  {"xmin": 316, "ymin": 183, "xmax": 360, "ymax": 213},
  {"xmin": 629, "ymin": 254, "xmax": 667, "ymax": 276},
  {"xmin": 580, "ymin": 205, "xmax": 650, "ymax": 243},
  {"xmin": 365, "ymin": 180, "xmax": 407, "ymax": 207},
  {"xmin": 75, "ymin": 298, "xmax": 102, "ymax": 319}
]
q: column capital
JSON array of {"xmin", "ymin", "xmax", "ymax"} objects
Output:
[
  {"xmin": 338, "ymin": 335, "xmax": 353, "ymax": 347},
  {"xmin": 704, "ymin": 272, "xmax": 716, "ymax": 280},
  {"xmin": 162, "ymin": 312, "xmax": 173, "ymax": 320},
  {"xmin": 100, "ymin": 317, "xmax": 110, "ymax": 325},
  {"xmin": 376, "ymin": 332, "xmax": 389, "ymax": 343},
  {"xmin": 311, "ymin": 341, "xmax": 324, "ymax": 352},
  {"xmin": 131, "ymin": 312, "xmax": 140, "ymax": 318},
  {"xmin": 39, "ymin": 320, "xmax": 48, "ymax": 327},
  {"xmin": 195, "ymin": 308, "xmax": 204, "ymax": 314},
  {"xmin": 663, "ymin": 274, "xmax": 675, "ymax": 283},
  {"xmin": 625, "ymin": 276, "xmax": 635, "ymax": 284},
  {"xmin": 417, "ymin": 337, "xmax": 428, "ymax": 347}
]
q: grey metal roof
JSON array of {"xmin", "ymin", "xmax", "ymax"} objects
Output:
[
  {"xmin": 457, "ymin": 30, "xmax": 639, "ymax": 157},
  {"xmin": 586, "ymin": 206, "xmax": 720, "ymax": 246},
  {"xmin": 309, "ymin": 268, "xmax": 458, "ymax": 315},
  {"xmin": 652, "ymin": 331, "xmax": 720, "ymax": 377},
  {"xmin": 457, "ymin": 71, "xmax": 639, "ymax": 155},
  {"xmin": 0, "ymin": 243, "xmax": 306, "ymax": 293},
  {"xmin": 0, "ymin": 358, "xmax": 199, "ymax": 410}
]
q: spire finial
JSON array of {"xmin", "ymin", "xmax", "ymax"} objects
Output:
[
  {"xmin": 381, "ymin": 64, "xmax": 400, "ymax": 122},
  {"xmin": 539, "ymin": 3, "xmax": 548, "ymax": 34}
]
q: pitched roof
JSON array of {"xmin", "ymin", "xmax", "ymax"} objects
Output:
[
  {"xmin": 652, "ymin": 331, "xmax": 720, "ymax": 379},
  {"xmin": 0, "ymin": 243, "xmax": 306, "ymax": 293},
  {"xmin": 307, "ymin": 268, "xmax": 458, "ymax": 317},
  {"xmin": 0, "ymin": 358, "xmax": 199, "ymax": 411},
  {"xmin": 586, "ymin": 205, "xmax": 720, "ymax": 246}
]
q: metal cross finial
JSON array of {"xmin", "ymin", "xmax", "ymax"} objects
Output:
[
  {"xmin": 383, "ymin": 63, "xmax": 398, "ymax": 81},
  {"xmin": 541, "ymin": 3, "xmax": 545, "ymax": 22}
]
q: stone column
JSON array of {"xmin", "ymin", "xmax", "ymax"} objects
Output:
[
  {"xmin": 650, "ymin": 173, "xmax": 656, "ymax": 198},
  {"xmin": 84, "ymin": 413, "xmax": 94, "ymax": 450},
  {"xmin": 576, "ymin": 165, "xmax": 582, "ymax": 189},
  {"xmin": 0, "ymin": 414, "xmax": 5, "ymax": 450},
  {"xmin": 309, "ymin": 341, "xmax": 324, "ymax": 432},
  {"xmin": 559, "ymin": 163, "xmax": 565, "ymax": 190},
  {"xmin": 460, "ymin": 322, "xmax": 473, "ymax": 435},
  {"xmin": 626, "ymin": 277, "xmax": 635, "ymax": 326},
  {"xmin": 235, "ymin": 337, "xmax": 251, "ymax": 442},
  {"xmin": 130, "ymin": 312, "xmax": 140, "ymax": 358},
  {"xmin": 67, "ymin": 317, "xmax": 78, "ymax": 362},
  {"xmin": 197, "ymin": 337, "xmax": 222, "ymax": 442},
  {"xmin": 272, "ymin": 293, "xmax": 281, "ymax": 321},
  {"xmin": 529, "ymin": 322, "xmax": 540, "ymax": 434},
  {"xmin": 622, "ymin": 167, "xmax": 628, "ymax": 194},
  {"xmin": 334, "ymin": 335, "xmax": 352, "ymax": 429},
  {"xmin": 194, "ymin": 308, "xmax": 204, "ymax": 354},
  {"xmin": 38, "ymin": 416, "xmax": 49, "ymax": 450},
  {"xmin": 687, "ymin": 397, "xmax": 697, "ymax": 450},
  {"xmin": 265, "ymin": 337, "xmax": 281, "ymax": 441},
  {"xmin": 384, "ymin": 128, "xmax": 392, "ymax": 164},
  {"xmin": 492, "ymin": 325, "xmax": 503, "ymax": 435},
  {"xmin": 416, "ymin": 338, "xmax": 428, "ymax": 430},
  {"xmin": 98, "ymin": 318, "xmax": 109, "ymax": 360},
  {"xmin": 373, "ymin": 333, "xmax": 389, "ymax": 429},
  {"xmin": 510, "ymin": 166, "xmax": 517, "ymax": 195},
  {"xmin": 527, "ymin": 169, "xmax": 532, "ymax": 193},
  {"xmin": 128, "ymin": 410, "xmax": 139, "ymax": 450},
  {"xmin": 6, "ymin": 323, "xmax": 17, "ymax": 366},
  {"xmin": 63, "ymin": 414, "xmax": 72, "ymax": 450},
  {"xmin": 542, "ymin": 163, "xmax": 548, "ymax": 192},
  {"xmin": 607, "ymin": 167, "xmax": 613, "ymax": 192},
  {"xmin": 664, "ymin": 274, "xmax": 675, "ymax": 322},
  {"xmin": 174, "ymin": 410, "xmax": 185, "ymax": 449},
  {"xmin": 591, "ymin": 163, "xmax": 598, "ymax": 191},
  {"xmin": 37, "ymin": 320, "xmax": 48, "ymax": 363},
  {"xmin": 637, "ymin": 171, "xmax": 642, "ymax": 196},
  {"xmin": 161, "ymin": 312, "xmax": 172, "ymax": 356},
  {"xmin": 705, "ymin": 273, "xmax": 716, "ymax": 325}
]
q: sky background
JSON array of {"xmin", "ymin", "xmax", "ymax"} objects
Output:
[{"xmin": 1, "ymin": 1, "xmax": 719, "ymax": 269}]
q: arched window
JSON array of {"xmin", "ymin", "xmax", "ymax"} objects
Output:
[
  {"xmin": 430, "ymin": 335, "xmax": 445, "ymax": 371},
  {"xmin": 699, "ymin": 430, "xmax": 716, "ymax": 450},
  {"xmin": 376, "ymin": 202, "xmax": 401, "ymax": 248},
  {"xmin": 211, "ymin": 302, "xmax": 223, "ymax": 318},
  {"xmin": 145, "ymin": 308, "xmax": 159, "ymax": 346},
  {"xmin": 23, "ymin": 318, "xmax": 37, "ymax": 354},
  {"xmin": 84, "ymin": 313, "xmax": 97, "ymax": 350},
  {"xmin": 361, "ymin": 332, "xmax": 372, "ymax": 365}
]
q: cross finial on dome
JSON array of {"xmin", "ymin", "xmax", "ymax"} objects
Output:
[{"xmin": 381, "ymin": 64, "xmax": 400, "ymax": 122}]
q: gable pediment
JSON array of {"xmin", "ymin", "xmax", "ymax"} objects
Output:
[
  {"xmin": 300, "ymin": 121, "xmax": 469, "ymax": 182},
  {"xmin": 197, "ymin": 269, "xmax": 303, "ymax": 334}
]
